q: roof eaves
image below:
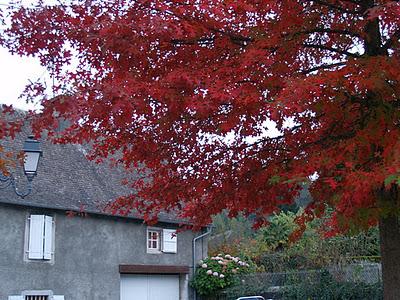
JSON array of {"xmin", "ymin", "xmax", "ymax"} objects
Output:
[{"xmin": 0, "ymin": 199, "xmax": 187, "ymax": 226}]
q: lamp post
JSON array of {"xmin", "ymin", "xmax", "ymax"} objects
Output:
[{"xmin": 0, "ymin": 135, "xmax": 43, "ymax": 198}]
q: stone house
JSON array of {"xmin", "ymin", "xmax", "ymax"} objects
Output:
[{"xmin": 0, "ymin": 135, "xmax": 209, "ymax": 300}]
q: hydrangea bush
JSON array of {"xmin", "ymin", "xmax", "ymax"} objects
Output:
[{"xmin": 190, "ymin": 254, "xmax": 255, "ymax": 296}]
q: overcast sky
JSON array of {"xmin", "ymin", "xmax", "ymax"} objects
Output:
[
  {"xmin": 0, "ymin": 47, "xmax": 47, "ymax": 110},
  {"xmin": 0, "ymin": 0, "xmax": 56, "ymax": 110}
]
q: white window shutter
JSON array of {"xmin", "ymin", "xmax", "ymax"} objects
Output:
[
  {"xmin": 8, "ymin": 296, "xmax": 23, "ymax": 300},
  {"xmin": 162, "ymin": 229, "xmax": 177, "ymax": 253},
  {"xmin": 53, "ymin": 296, "xmax": 65, "ymax": 300},
  {"xmin": 28, "ymin": 215, "xmax": 45, "ymax": 259},
  {"xmin": 43, "ymin": 216, "xmax": 53, "ymax": 260}
]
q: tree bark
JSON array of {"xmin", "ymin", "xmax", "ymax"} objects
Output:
[
  {"xmin": 379, "ymin": 213, "xmax": 400, "ymax": 300},
  {"xmin": 360, "ymin": 1, "xmax": 398, "ymax": 296}
]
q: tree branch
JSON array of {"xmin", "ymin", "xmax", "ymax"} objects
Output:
[
  {"xmin": 171, "ymin": 37, "xmax": 214, "ymax": 46},
  {"xmin": 302, "ymin": 28, "xmax": 361, "ymax": 38},
  {"xmin": 303, "ymin": 43, "xmax": 361, "ymax": 58},
  {"xmin": 301, "ymin": 62, "xmax": 347, "ymax": 75}
]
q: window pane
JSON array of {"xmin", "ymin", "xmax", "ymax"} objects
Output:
[
  {"xmin": 148, "ymin": 231, "xmax": 152, "ymax": 239},
  {"xmin": 153, "ymin": 241, "xmax": 157, "ymax": 249},
  {"xmin": 148, "ymin": 241, "xmax": 152, "ymax": 248}
]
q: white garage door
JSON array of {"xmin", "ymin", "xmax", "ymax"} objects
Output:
[{"xmin": 121, "ymin": 274, "xmax": 180, "ymax": 300}]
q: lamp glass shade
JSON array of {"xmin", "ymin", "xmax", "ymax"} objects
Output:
[{"xmin": 24, "ymin": 151, "xmax": 41, "ymax": 175}]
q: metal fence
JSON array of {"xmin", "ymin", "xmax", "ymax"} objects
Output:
[
  {"xmin": 208, "ymin": 262, "xmax": 382, "ymax": 300},
  {"xmin": 329, "ymin": 262, "xmax": 381, "ymax": 284}
]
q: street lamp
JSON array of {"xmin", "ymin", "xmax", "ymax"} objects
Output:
[{"xmin": 0, "ymin": 135, "xmax": 43, "ymax": 198}]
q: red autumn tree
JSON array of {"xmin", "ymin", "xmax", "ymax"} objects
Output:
[{"xmin": 1, "ymin": 0, "xmax": 400, "ymax": 297}]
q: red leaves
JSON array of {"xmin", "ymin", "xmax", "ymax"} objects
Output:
[
  {"xmin": 324, "ymin": 178, "xmax": 338, "ymax": 190},
  {"xmin": 1, "ymin": 0, "xmax": 399, "ymax": 234},
  {"xmin": 367, "ymin": 1, "xmax": 400, "ymax": 22},
  {"xmin": 1, "ymin": 105, "xmax": 14, "ymax": 115}
]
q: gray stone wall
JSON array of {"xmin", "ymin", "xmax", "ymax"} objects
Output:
[{"xmin": 0, "ymin": 204, "xmax": 208, "ymax": 300}]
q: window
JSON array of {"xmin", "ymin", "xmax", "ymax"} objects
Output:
[
  {"xmin": 8, "ymin": 290, "xmax": 64, "ymax": 300},
  {"xmin": 146, "ymin": 228, "xmax": 177, "ymax": 254},
  {"xmin": 26, "ymin": 215, "xmax": 54, "ymax": 260},
  {"xmin": 25, "ymin": 296, "xmax": 48, "ymax": 300},
  {"xmin": 162, "ymin": 229, "xmax": 177, "ymax": 254},
  {"xmin": 147, "ymin": 230, "xmax": 160, "ymax": 252}
]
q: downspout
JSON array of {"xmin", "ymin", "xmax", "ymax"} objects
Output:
[{"xmin": 192, "ymin": 226, "xmax": 212, "ymax": 300}]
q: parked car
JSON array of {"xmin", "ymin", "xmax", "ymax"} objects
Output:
[{"xmin": 236, "ymin": 297, "xmax": 266, "ymax": 300}]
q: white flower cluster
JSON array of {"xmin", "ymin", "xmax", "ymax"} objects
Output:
[
  {"xmin": 205, "ymin": 269, "xmax": 225, "ymax": 278},
  {"xmin": 238, "ymin": 261, "xmax": 250, "ymax": 267},
  {"xmin": 208, "ymin": 254, "xmax": 250, "ymax": 267},
  {"xmin": 198, "ymin": 253, "xmax": 250, "ymax": 279},
  {"xmin": 210, "ymin": 256, "xmax": 223, "ymax": 260}
]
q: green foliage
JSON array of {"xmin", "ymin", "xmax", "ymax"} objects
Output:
[
  {"xmin": 384, "ymin": 173, "xmax": 400, "ymax": 186},
  {"xmin": 190, "ymin": 254, "xmax": 255, "ymax": 296},
  {"xmin": 219, "ymin": 275, "xmax": 272, "ymax": 300},
  {"xmin": 259, "ymin": 210, "xmax": 379, "ymax": 271},
  {"xmin": 209, "ymin": 210, "xmax": 382, "ymax": 299},
  {"xmin": 282, "ymin": 270, "xmax": 383, "ymax": 300},
  {"xmin": 212, "ymin": 211, "xmax": 254, "ymax": 237},
  {"xmin": 260, "ymin": 211, "xmax": 298, "ymax": 250},
  {"xmin": 211, "ymin": 210, "xmax": 380, "ymax": 273}
]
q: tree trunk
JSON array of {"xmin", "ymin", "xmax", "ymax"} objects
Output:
[{"xmin": 379, "ymin": 214, "xmax": 400, "ymax": 300}]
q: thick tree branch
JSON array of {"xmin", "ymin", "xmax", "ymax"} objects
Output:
[{"xmin": 171, "ymin": 27, "xmax": 361, "ymax": 49}]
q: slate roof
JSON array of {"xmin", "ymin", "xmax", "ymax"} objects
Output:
[{"xmin": 0, "ymin": 112, "xmax": 182, "ymax": 225}]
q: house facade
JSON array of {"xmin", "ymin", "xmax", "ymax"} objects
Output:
[{"xmin": 0, "ymin": 136, "xmax": 208, "ymax": 300}]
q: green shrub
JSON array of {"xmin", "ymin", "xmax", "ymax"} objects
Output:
[
  {"xmin": 282, "ymin": 270, "xmax": 383, "ymax": 300},
  {"xmin": 254, "ymin": 211, "xmax": 381, "ymax": 272},
  {"xmin": 219, "ymin": 278, "xmax": 269, "ymax": 300},
  {"xmin": 261, "ymin": 211, "xmax": 298, "ymax": 250},
  {"xmin": 190, "ymin": 254, "xmax": 255, "ymax": 296},
  {"xmin": 210, "ymin": 210, "xmax": 381, "ymax": 274}
]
